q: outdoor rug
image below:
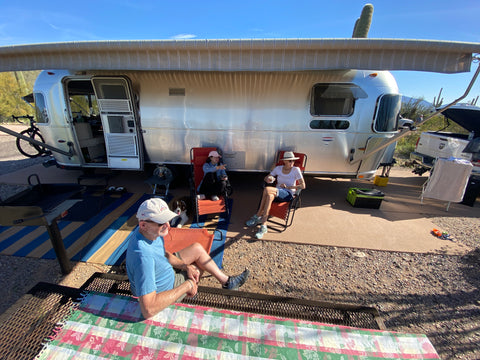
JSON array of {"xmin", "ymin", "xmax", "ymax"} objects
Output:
[
  {"xmin": 0, "ymin": 192, "xmax": 150, "ymax": 265},
  {"xmin": 36, "ymin": 290, "xmax": 439, "ymax": 359}
]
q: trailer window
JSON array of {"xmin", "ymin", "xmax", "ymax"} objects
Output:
[
  {"xmin": 374, "ymin": 94, "xmax": 402, "ymax": 132},
  {"xmin": 33, "ymin": 93, "xmax": 48, "ymax": 123},
  {"xmin": 309, "ymin": 120, "xmax": 350, "ymax": 130},
  {"xmin": 310, "ymin": 84, "xmax": 366, "ymax": 116}
]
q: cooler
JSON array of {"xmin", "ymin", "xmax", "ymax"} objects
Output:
[{"xmin": 347, "ymin": 188, "xmax": 385, "ymax": 209}]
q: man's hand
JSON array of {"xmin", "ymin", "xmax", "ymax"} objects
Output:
[
  {"xmin": 186, "ymin": 264, "xmax": 200, "ymax": 283},
  {"xmin": 185, "ymin": 279, "xmax": 198, "ymax": 297}
]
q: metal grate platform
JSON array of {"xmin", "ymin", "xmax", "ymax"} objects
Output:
[
  {"xmin": 0, "ymin": 273, "xmax": 384, "ymax": 359},
  {"xmin": 81, "ymin": 272, "xmax": 384, "ymax": 330},
  {"xmin": 0, "ymin": 282, "xmax": 82, "ymax": 360}
]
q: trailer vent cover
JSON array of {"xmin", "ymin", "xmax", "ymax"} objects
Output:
[{"xmin": 169, "ymin": 88, "xmax": 185, "ymax": 96}]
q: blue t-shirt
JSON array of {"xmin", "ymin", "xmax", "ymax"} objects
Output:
[{"xmin": 126, "ymin": 227, "xmax": 175, "ymax": 297}]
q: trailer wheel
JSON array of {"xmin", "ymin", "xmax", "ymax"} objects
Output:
[{"xmin": 16, "ymin": 129, "xmax": 46, "ymax": 158}]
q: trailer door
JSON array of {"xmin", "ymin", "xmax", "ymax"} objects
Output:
[{"xmin": 92, "ymin": 77, "xmax": 143, "ymax": 170}]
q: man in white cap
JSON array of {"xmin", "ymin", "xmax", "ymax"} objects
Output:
[{"xmin": 126, "ymin": 198, "xmax": 250, "ymax": 319}]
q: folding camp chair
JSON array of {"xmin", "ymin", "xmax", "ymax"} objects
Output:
[
  {"xmin": 164, "ymin": 227, "xmax": 214, "ymax": 254},
  {"xmin": 420, "ymin": 157, "xmax": 473, "ymax": 211},
  {"xmin": 266, "ymin": 151, "xmax": 307, "ymax": 232},
  {"xmin": 190, "ymin": 147, "xmax": 229, "ymax": 223}
]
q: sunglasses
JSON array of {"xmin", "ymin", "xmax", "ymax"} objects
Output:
[{"xmin": 144, "ymin": 220, "xmax": 168, "ymax": 227}]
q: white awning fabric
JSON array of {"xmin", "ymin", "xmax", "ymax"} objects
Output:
[{"xmin": 0, "ymin": 38, "xmax": 479, "ymax": 73}]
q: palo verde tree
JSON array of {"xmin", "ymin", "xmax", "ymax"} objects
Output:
[{"xmin": 0, "ymin": 71, "xmax": 38, "ymax": 123}]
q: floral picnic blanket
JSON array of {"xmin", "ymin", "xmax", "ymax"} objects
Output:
[{"xmin": 36, "ymin": 291, "xmax": 439, "ymax": 359}]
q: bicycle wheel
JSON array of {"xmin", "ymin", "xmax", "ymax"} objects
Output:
[{"xmin": 16, "ymin": 129, "xmax": 46, "ymax": 158}]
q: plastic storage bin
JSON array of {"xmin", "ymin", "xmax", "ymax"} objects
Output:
[
  {"xmin": 347, "ymin": 188, "xmax": 385, "ymax": 209},
  {"xmin": 373, "ymin": 175, "xmax": 389, "ymax": 186}
]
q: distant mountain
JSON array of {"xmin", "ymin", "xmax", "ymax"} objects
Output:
[{"xmin": 401, "ymin": 95, "xmax": 434, "ymax": 110}]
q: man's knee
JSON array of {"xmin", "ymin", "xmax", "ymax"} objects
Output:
[{"xmin": 185, "ymin": 242, "xmax": 207, "ymax": 255}]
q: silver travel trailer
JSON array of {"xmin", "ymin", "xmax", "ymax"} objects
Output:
[
  {"xmin": 32, "ymin": 67, "xmax": 400, "ymax": 178},
  {"xmin": 1, "ymin": 39, "xmax": 480, "ymax": 178}
]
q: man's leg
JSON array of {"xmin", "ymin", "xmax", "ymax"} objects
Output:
[
  {"xmin": 178, "ymin": 242, "xmax": 250, "ymax": 289},
  {"xmin": 178, "ymin": 242, "xmax": 229, "ymax": 285}
]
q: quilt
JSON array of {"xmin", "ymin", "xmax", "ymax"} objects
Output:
[{"xmin": 36, "ymin": 291, "xmax": 439, "ymax": 359}]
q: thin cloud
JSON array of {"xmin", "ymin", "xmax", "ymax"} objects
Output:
[{"xmin": 171, "ymin": 34, "xmax": 197, "ymax": 40}]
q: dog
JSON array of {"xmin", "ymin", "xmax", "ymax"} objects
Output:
[{"xmin": 170, "ymin": 197, "xmax": 191, "ymax": 228}]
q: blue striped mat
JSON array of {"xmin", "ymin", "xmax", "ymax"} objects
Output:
[
  {"xmin": 0, "ymin": 193, "xmax": 231, "ymax": 267},
  {"xmin": 0, "ymin": 193, "xmax": 149, "ymax": 266}
]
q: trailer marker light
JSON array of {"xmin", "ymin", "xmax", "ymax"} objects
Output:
[
  {"xmin": 47, "ymin": 71, "xmax": 55, "ymax": 75},
  {"xmin": 369, "ymin": 73, "xmax": 378, "ymax": 78}
]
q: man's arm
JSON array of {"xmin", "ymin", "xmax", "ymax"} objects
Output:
[
  {"xmin": 165, "ymin": 251, "xmax": 200, "ymax": 283},
  {"xmin": 139, "ymin": 279, "xmax": 197, "ymax": 319}
]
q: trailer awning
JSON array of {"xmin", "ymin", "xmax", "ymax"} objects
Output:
[{"xmin": 0, "ymin": 38, "xmax": 479, "ymax": 74}]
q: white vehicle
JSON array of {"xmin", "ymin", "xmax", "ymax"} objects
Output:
[
  {"xmin": 411, "ymin": 103, "xmax": 480, "ymax": 174},
  {"xmin": 1, "ymin": 38, "xmax": 479, "ymax": 179}
]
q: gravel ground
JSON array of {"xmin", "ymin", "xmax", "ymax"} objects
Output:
[{"xmin": 0, "ymin": 153, "xmax": 479, "ymax": 359}]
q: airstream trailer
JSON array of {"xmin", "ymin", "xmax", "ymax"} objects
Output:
[{"xmin": 31, "ymin": 67, "xmax": 401, "ymax": 178}]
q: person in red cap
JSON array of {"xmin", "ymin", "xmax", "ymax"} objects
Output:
[
  {"xmin": 126, "ymin": 198, "xmax": 249, "ymax": 319},
  {"xmin": 197, "ymin": 150, "xmax": 230, "ymax": 201}
]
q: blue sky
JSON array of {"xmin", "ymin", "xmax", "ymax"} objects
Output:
[{"xmin": 1, "ymin": 0, "xmax": 479, "ymax": 104}]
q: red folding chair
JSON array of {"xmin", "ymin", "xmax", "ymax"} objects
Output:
[
  {"xmin": 190, "ymin": 147, "xmax": 228, "ymax": 223},
  {"xmin": 267, "ymin": 151, "xmax": 307, "ymax": 232},
  {"xmin": 164, "ymin": 227, "xmax": 214, "ymax": 254}
]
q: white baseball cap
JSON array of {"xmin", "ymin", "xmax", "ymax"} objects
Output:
[{"xmin": 137, "ymin": 198, "xmax": 177, "ymax": 224}]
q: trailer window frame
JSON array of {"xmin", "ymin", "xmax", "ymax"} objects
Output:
[
  {"xmin": 33, "ymin": 92, "xmax": 49, "ymax": 124},
  {"xmin": 373, "ymin": 94, "xmax": 402, "ymax": 133},
  {"xmin": 310, "ymin": 83, "xmax": 366, "ymax": 117}
]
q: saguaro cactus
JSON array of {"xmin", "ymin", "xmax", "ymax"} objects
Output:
[{"xmin": 352, "ymin": 3, "xmax": 374, "ymax": 38}]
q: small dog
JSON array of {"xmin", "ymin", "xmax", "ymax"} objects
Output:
[{"xmin": 170, "ymin": 197, "xmax": 190, "ymax": 228}]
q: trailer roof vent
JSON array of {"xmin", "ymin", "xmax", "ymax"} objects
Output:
[{"xmin": 169, "ymin": 88, "xmax": 185, "ymax": 96}]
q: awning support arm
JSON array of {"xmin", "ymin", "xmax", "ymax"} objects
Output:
[{"xmin": 0, "ymin": 125, "xmax": 75, "ymax": 157}]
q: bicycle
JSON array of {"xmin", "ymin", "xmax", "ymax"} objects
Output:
[{"xmin": 12, "ymin": 115, "xmax": 47, "ymax": 158}]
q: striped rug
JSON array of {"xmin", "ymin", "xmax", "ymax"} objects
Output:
[
  {"xmin": 0, "ymin": 192, "xmax": 149, "ymax": 266},
  {"xmin": 0, "ymin": 193, "xmax": 231, "ymax": 267}
]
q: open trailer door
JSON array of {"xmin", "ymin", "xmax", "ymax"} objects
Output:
[{"xmin": 92, "ymin": 77, "xmax": 143, "ymax": 170}]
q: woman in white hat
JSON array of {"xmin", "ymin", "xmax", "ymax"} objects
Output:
[
  {"xmin": 197, "ymin": 150, "xmax": 230, "ymax": 201},
  {"xmin": 246, "ymin": 151, "xmax": 305, "ymax": 239}
]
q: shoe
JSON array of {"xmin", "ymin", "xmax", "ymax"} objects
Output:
[
  {"xmin": 197, "ymin": 194, "xmax": 206, "ymax": 200},
  {"xmin": 211, "ymin": 195, "xmax": 220, "ymax": 201},
  {"xmin": 255, "ymin": 225, "xmax": 268, "ymax": 239},
  {"xmin": 223, "ymin": 269, "xmax": 250, "ymax": 290},
  {"xmin": 246, "ymin": 214, "xmax": 261, "ymax": 227}
]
